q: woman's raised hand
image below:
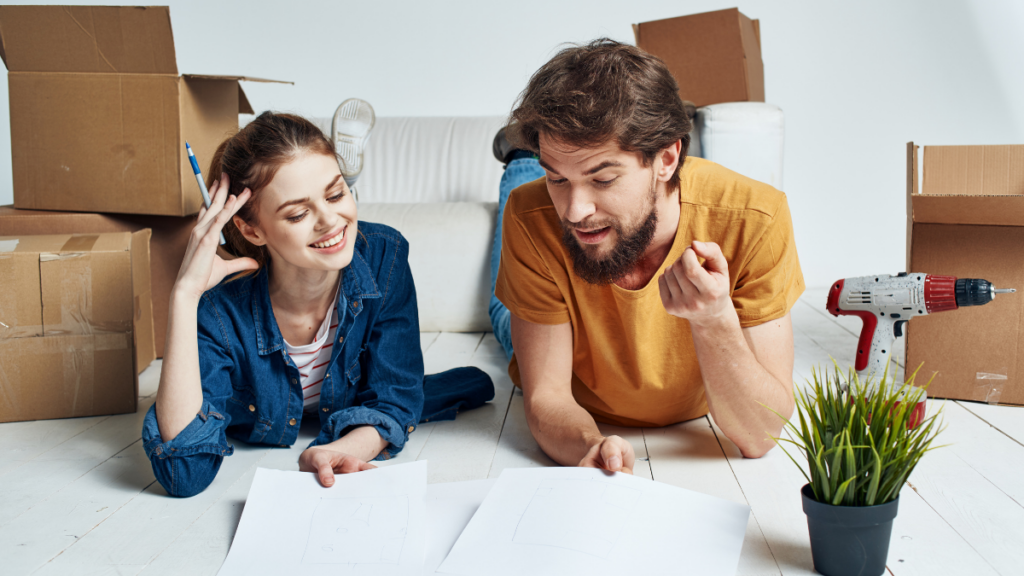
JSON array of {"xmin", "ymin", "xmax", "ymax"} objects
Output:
[{"xmin": 173, "ymin": 173, "xmax": 260, "ymax": 302}]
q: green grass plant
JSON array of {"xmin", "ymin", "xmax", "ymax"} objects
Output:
[{"xmin": 768, "ymin": 363, "xmax": 945, "ymax": 507}]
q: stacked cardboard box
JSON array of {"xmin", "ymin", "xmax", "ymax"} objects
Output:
[
  {"xmin": 906, "ymin": 142, "xmax": 1024, "ymax": 405},
  {"xmin": 0, "ymin": 232, "xmax": 151, "ymax": 422},
  {"xmin": 633, "ymin": 8, "xmax": 764, "ymax": 107},
  {"xmin": 0, "ymin": 5, "xmax": 285, "ymax": 422}
]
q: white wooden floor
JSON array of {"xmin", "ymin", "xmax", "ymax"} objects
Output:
[{"xmin": 3, "ymin": 289, "xmax": 1023, "ymax": 575}]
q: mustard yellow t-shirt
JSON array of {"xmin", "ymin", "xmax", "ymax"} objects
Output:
[{"xmin": 495, "ymin": 156, "xmax": 805, "ymax": 427}]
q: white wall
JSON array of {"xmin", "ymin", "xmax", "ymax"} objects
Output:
[{"xmin": 1, "ymin": 0, "xmax": 1022, "ymax": 289}]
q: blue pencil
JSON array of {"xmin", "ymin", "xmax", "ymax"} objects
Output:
[{"xmin": 185, "ymin": 142, "xmax": 226, "ymax": 245}]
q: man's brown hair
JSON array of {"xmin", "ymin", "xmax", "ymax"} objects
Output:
[{"xmin": 508, "ymin": 38, "xmax": 692, "ymax": 190}]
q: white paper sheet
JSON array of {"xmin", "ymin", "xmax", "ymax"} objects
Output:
[
  {"xmin": 436, "ymin": 467, "xmax": 750, "ymax": 576},
  {"xmin": 423, "ymin": 479, "xmax": 496, "ymax": 575},
  {"xmin": 217, "ymin": 460, "xmax": 427, "ymax": 576}
]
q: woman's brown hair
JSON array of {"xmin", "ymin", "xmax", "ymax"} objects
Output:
[
  {"xmin": 507, "ymin": 38, "xmax": 692, "ymax": 190},
  {"xmin": 206, "ymin": 111, "xmax": 337, "ymax": 272}
]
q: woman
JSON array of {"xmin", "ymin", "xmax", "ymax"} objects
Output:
[{"xmin": 142, "ymin": 112, "xmax": 492, "ymax": 497}]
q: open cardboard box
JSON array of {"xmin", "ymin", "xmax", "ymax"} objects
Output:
[
  {"xmin": 633, "ymin": 8, "xmax": 764, "ymax": 108},
  {"xmin": 0, "ymin": 231, "xmax": 154, "ymax": 422},
  {"xmin": 906, "ymin": 142, "xmax": 1024, "ymax": 405},
  {"xmin": 0, "ymin": 5, "xmax": 289, "ymax": 216}
]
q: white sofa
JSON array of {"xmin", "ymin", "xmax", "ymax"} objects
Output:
[{"xmin": 311, "ymin": 102, "xmax": 784, "ymax": 333}]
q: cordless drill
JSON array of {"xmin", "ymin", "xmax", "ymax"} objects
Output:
[{"xmin": 826, "ymin": 273, "xmax": 1015, "ymax": 424}]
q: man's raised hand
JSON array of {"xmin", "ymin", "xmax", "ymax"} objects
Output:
[
  {"xmin": 578, "ymin": 435, "xmax": 635, "ymax": 475},
  {"xmin": 658, "ymin": 240, "xmax": 733, "ymax": 327}
]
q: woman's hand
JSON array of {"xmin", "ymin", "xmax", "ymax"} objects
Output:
[
  {"xmin": 299, "ymin": 446, "xmax": 377, "ymax": 487},
  {"xmin": 173, "ymin": 173, "xmax": 259, "ymax": 302}
]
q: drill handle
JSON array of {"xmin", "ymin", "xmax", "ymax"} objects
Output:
[{"xmin": 858, "ymin": 316, "xmax": 896, "ymax": 380}]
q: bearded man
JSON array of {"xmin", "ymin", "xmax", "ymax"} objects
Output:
[{"xmin": 486, "ymin": 39, "xmax": 804, "ymax": 472}]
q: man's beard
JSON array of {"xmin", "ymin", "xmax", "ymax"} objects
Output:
[{"xmin": 561, "ymin": 185, "xmax": 659, "ymax": 286}]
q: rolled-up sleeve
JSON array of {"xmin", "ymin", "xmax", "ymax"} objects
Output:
[
  {"xmin": 142, "ymin": 297, "xmax": 235, "ymax": 497},
  {"xmin": 310, "ymin": 236, "xmax": 424, "ymax": 459}
]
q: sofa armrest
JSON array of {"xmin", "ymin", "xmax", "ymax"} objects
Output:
[{"xmin": 696, "ymin": 103, "xmax": 785, "ymax": 190}]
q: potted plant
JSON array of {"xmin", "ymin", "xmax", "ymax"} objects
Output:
[{"xmin": 768, "ymin": 365, "xmax": 944, "ymax": 576}]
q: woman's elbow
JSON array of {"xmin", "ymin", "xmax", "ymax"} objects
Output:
[{"xmin": 151, "ymin": 453, "xmax": 223, "ymax": 498}]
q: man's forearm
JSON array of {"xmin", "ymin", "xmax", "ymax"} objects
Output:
[
  {"xmin": 524, "ymin": 391, "xmax": 604, "ymax": 466},
  {"xmin": 690, "ymin": 312, "xmax": 793, "ymax": 457}
]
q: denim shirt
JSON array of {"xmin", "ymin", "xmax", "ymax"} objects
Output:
[{"xmin": 142, "ymin": 222, "xmax": 494, "ymax": 497}]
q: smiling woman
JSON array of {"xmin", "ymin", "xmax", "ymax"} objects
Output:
[{"xmin": 142, "ymin": 112, "xmax": 494, "ymax": 498}]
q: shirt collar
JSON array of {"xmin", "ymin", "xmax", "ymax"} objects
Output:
[{"xmin": 253, "ymin": 251, "xmax": 381, "ymax": 356}]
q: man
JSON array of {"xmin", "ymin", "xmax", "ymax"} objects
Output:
[{"xmin": 488, "ymin": 39, "xmax": 804, "ymax": 473}]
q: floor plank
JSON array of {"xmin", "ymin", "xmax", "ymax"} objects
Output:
[
  {"xmin": 0, "ymin": 438, "xmax": 155, "ymax": 574},
  {"xmin": 33, "ymin": 442, "xmax": 279, "ymax": 575},
  {"xmin": 0, "ymin": 397, "xmax": 155, "ymax": 527},
  {"xmin": 956, "ymin": 400, "xmax": 1024, "ymax": 448},
  {"xmin": 138, "ymin": 435, "xmax": 314, "ymax": 576},
  {"xmin": 420, "ymin": 331, "xmax": 440, "ymax": 354},
  {"xmin": 0, "ymin": 415, "xmax": 110, "ymax": 478},
  {"xmin": 416, "ymin": 332, "xmax": 515, "ymax": 483},
  {"xmin": 902, "ymin": 410, "xmax": 1024, "ymax": 575}
]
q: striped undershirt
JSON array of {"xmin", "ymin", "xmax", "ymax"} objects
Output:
[{"xmin": 283, "ymin": 287, "xmax": 340, "ymax": 411}]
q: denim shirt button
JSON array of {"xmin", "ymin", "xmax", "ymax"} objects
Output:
[
  {"xmin": 248, "ymin": 404, "xmax": 256, "ymax": 412},
  {"xmin": 322, "ymin": 407, "xmax": 329, "ymax": 412},
  {"xmin": 407, "ymin": 425, "xmax": 414, "ymax": 433},
  {"xmin": 289, "ymin": 418, "xmax": 297, "ymax": 426},
  {"xmin": 338, "ymin": 337, "xmax": 344, "ymax": 344},
  {"xmin": 291, "ymin": 378, "xmax": 297, "ymax": 385}
]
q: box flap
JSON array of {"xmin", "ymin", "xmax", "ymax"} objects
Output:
[
  {"xmin": 908, "ymin": 144, "xmax": 1024, "ymax": 226},
  {"xmin": 181, "ymin": 75, "xmax": 291, "ymax": 115},
  {"xmin": 181, "ymin": 74, "xmax": 292, "ymax": 84},
  {"xmin": 912, "ymin": 195, "xmax": 1024, "ymax": 226},
  {"xmin": 0, "ymin": 5, "xmax": 176, "ymax": 74},
  {"xmin": 0, "ymin": 232, "xmax": 130, "ymax": 254},
  {"xmin": 922, "ymin": 144, "xmax": 1024, "ymax": 196}
]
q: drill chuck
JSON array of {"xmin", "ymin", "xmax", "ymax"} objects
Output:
[{"xmin": 955, "ymin": 278, "xmax": 1017, "ymax": 307}]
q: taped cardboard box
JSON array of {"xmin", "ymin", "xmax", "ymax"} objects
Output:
[
  {"xmin": 633, "ymin": 8, "xmax": 763, "ymax": 108},
  {"xmin": 0, "ymin": 205, "xmax": 191, "ymax": 358},
  {"xmin": 0, "ymin": 5, "xmax": 289, "ymax": 216},
  {"xmin": 0, "ymin": 232, "xmax": 153, "ymax": 422},
  {"xmin": 906, "ymin": 142, "xmax": 1024, "ymax": 405}
]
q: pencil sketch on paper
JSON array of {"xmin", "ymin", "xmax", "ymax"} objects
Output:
[
  {"xmin": 511, "ymin": 478, "xmax": 641, "ymax": 558},
  {"xmin": 302, "ymin": 496, "xmax": 409, "ymax": 565}
]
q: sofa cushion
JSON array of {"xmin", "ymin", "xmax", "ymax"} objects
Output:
[{"xmin": 358, "ymin": 201, "xmax": 497, "ymax": 333}]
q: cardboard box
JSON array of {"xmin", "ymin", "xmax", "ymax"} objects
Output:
[
  {"xmin": 0, "ymin": 5, "xmax": 288, "ymax": 216},
  {"xmin": 633, "ymin": 8, "xmax": 764, "ymax": 107},
  {"xmin": 0, "ymin": 231, "xmax": 153, "ymax": 422},
  {"xmin": 906, "ymin": 142, "xmax": 1024, "ymax": 405},
  {"xmin": 0, "ymin": 205, "xmax": 192, "ymax": 358}
]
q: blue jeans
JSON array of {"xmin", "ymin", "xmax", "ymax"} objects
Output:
[{"xmin": 489, "ymin": 158, "xmax": 546, "ymax": 360}]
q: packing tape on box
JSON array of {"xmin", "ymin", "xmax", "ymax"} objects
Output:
[
  {"xmin": 0, "ymin": 333, "xmax": 131, "ymax": 421},
  {"xmin": 976, "ymin": 371, "xmax": 1008, "ymax": 405}
]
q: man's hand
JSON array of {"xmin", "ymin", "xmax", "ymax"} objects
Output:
[
  {"xmin": 578, "ymin": 435, "xmax": 635, "ymax": 475},
  {"xmin": 658, "ymin": 240, "xmax": 734, "ymax": 327},
  {"xmin": 299, "ymin": 446, "xmax": 376, "ymax": 487}
]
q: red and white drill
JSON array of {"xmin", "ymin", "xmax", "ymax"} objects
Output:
[{"xmin": 826, "ymin": 273, "xmax": 1014, "ymax": 423}]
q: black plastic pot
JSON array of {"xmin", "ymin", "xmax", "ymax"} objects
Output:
[{"xmin": 801, "ymin": 484, "xmax": 899, "ymax": 576}]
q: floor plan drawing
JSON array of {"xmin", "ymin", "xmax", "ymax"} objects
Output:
[
  {"xmin": 511, "ymin": 478, "xmax": 642, "ymax": 558},
  {"xmin": 302, "ymin": 496, "xmax": 410, "ymax": 565}
]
